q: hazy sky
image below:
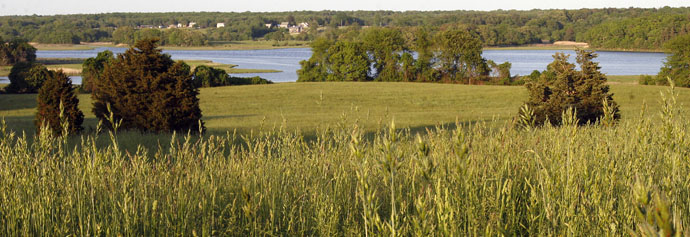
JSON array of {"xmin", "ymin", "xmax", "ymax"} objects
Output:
[{"xmin": 0, "ymin": 0, "xmax": 688, "ymax": 16}]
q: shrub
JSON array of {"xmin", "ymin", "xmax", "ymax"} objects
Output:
[
  {"xmin": 192, "ymin": 65, "xmax": 273, "ymax": 87},
  {"xmin": 521, "ymin": 49, "xmax": 620, "ymax": 126},
  {"xmin": 227, "ymin": 76, "xmax": 272, "ymax": 85},
  {"xmin": 192, "ymin": 65, "xmax": 227, "ymax": 87},
  {"xmin": 35, "ymin": 70, "xmax": 83, "ymax": 135},
  {"xmin": 92, "ymin": 38, "xmax": 203, "ymax": 132},
  {"xmin": 5, "ymin": 62, "xmax": 51, "ymax": 94}
]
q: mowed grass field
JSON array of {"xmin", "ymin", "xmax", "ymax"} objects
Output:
[{"xmin": 1, "ymin": 78, "xmax": 687, "ymax": 148}]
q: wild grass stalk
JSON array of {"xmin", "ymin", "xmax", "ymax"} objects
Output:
[{"xmin": 0, "ymin": 87, "xmax": 689, "ymax": 235}]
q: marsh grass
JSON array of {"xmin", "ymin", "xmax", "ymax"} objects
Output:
[{"xmin": 1, "ymin": 84, "xmax": 689, "ymax": 235}]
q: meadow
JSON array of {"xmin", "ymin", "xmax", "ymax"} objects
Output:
[{"xmin": 1, "ymin": 79, "xmax": 689, "ymax": 235}]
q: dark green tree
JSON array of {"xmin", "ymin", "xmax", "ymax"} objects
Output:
[
  {"xmin": 35, "ymin": 70, "xmax": 84, "ymax": 135},
  {"xmin": 657, "ymin": 34, "xmax": 690, "ymax": 87},
  {"xmin": 92, "ymin": 39, "xmax": 203, "ymax": 132},
  {"xmin": 0, "ymin": 39, "xmax": 36, "ymax": 66},
  {"xmin": 81, "ymin": 50, "xmax": 114, "ymax": 92},
  {"xmin": 5, "ymin": 62, "xmax": 50, "ymax": 93},
  {"xmin": 521, "ymin": 49, "xmax": 620, "ymax": 126}
]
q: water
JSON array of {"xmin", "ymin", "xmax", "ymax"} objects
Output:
[
  {"xmin": 10, "ymin": 47, "xmax": 667, "ymax": 84},
  {"xmin": 482, "ymin": 50, "xmax": 668, "ymax": 76}
]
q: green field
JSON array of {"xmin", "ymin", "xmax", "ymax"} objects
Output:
[
  {"xmin": 0, "ymin": 80, "xmax": 687, "ymax": 149},
  {"xmin": 1, "ymin": 81, "xmax": 689, "ymax": 235}
]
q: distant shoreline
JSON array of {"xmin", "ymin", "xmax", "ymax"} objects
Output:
[
  {"xmin": 33, "ymin": 41, "xmax": 666, "ymax": 53},
  {"xmin": 31, "ymin": 40, "xmax": 311, "ymax": 51}
]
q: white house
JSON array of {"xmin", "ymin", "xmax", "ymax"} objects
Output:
[
  {"xmin": 217, "ymin": 23, "xmax": 225, "ymax": 28},
  {"xmin": 298, "ymin": 22, "xmax": 309, "ymax": 28},
  {"xmin": 265, "ymin": 23, "xmax": 273, "ymax": 28},
  {"xmin": 188, "ymin": 22, "xmax": 197, "ymax": 28},
  {"xmin": 177, "ymin": 23, "xmax": 183, "ymax": 28},
  {"xmin": 279, "ymin": 22, "xmax": 290, "ymax": 28}
]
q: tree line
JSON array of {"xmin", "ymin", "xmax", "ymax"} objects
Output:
[
  {"xmin": 297, "ymin": 27, "xmax": 518, "ymax": 85},
  {"xmin": 1, "ymin": 8, "xmax": 689, "ymax": 49}
]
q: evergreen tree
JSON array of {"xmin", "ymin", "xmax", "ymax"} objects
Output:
[
  {"xmin": 92, "ymin": 39, "xmax": 203, "ymax": 132},
  {"xmin": 521, "ymin": 49, "xmax": 620, "ymax": 126},
  {"xmin": 35, "ymin": 70, "xmax": 84, "ymax": 135}
]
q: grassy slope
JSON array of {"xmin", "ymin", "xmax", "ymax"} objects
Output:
[{"xmin": 1, "ymin": 82, "xmax": 686, "ymax": 139}]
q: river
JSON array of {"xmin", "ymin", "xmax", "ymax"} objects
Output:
[{"xmin": 0, "ymin": 47, "xmax": 668, "ymax": 84}]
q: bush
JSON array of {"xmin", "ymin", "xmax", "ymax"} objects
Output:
[
  {"xmin": 192, "ymin": 65, "xmax": 273, "ymax": 87},
  {"xmin": 227, "ymin": 76, "xmax": 272, "ymax": 85},
  {"xmin": 192, "ymin": 65, "xmax": 227, "ymax": 87},
  {"xmin": 520, "ymin": 49, "xmax": 620, "ymax": 126},
  {"xmin": 35, "ymin": 70, "xmax": 83, "ymax": 135},
  {"xmin": 638, "ymin": 74, "xmax": 667, "ymax": 86},
  {"xmin": 92, "ymin": 38, "xmax": 203, "ymax": 133},
  {"xmin": 5, "ymin": 62, "xmax": 51, "ymax": 94}
]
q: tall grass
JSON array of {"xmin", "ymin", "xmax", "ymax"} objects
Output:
[{"xmin": 0, "ymin": 87, "xmax": 689, "ymax": 235}]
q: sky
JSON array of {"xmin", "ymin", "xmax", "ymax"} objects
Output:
[{"xmin": 0, "ymin": 0, "xmax": 688, "ymax": 16}]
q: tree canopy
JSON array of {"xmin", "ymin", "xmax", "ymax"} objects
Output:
[
  {"xmin": 521, "ymin": 49, "xmax": 620, "ymax": 126},
  {"xmin": 92, "ymin": 39, "xmax": 203, "ymax": 132},
  {"xmin": 1, "ymin": 8, "xmax": 689, "ymax": 49},
  {"xmin": 657, "ymin": 34, "xmax": 690, "ymax": 87},
  {"xmin": 35, "ymin": 70, "xmax": 83, "ymax": 135},
  {"xmin": 298, "ymin": 28, "xmax": 498, "ymax": 84}
]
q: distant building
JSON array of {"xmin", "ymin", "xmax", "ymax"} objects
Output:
[
  {"xmin": 298, "ymin": 22, "xmax": 309, "ymax": 28},
  {"xmin": 279, "ymin": 22, "xmax": 290, "ymax": 28},
  {"xmin": 217, "ymin": 23, "xmax": 225, "ymax": 28},
  {"xmin": 138, "ymin": 25, "xmax": 156, "ymax": 29},
  {"xmin": 265, "ymin": 23, "xmax": 273, "ymax": 28},
  {"xmin": 169, "ymin": 24, "xmax": 177, "ymax": 28},
  {"xmin": 177, "ymin": 23, "xmax": 183, "ymax": 28},
  {"xmin": 289, "ymin": 26, "xmax": 306, "ymax": 34},
  {"xmin": 158, "ymin": 25, "xmax": 166, "ymax": 29},
  {"xmin": 188, "ymin": 22, "xmax": 197, "ymax": 28}
]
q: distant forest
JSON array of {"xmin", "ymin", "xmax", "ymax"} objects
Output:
[{"xmin": 1, "ymin": 7, "xmax": 690, "ymax": 49}]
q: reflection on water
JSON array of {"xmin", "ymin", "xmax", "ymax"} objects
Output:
[{"xmin": 28, "ymin": 47, "xmax": 672, "ymax": 83}]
